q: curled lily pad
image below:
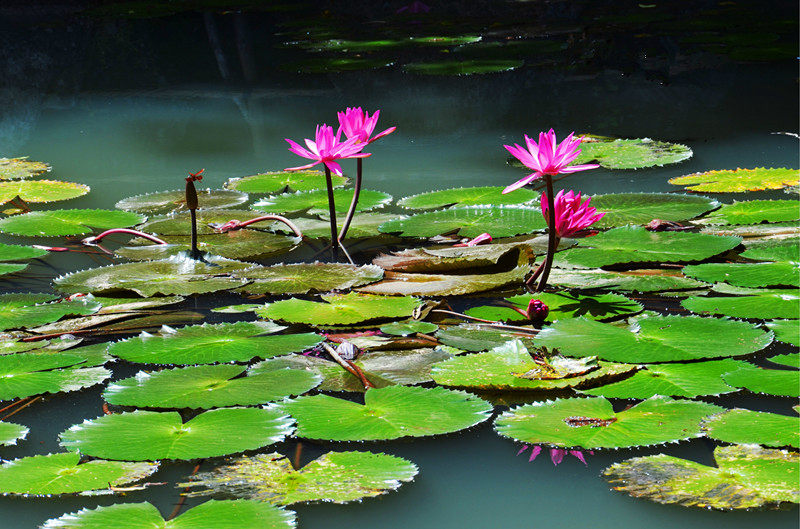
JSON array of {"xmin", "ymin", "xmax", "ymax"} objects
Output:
[
  {"xmin": 397, "ymin": 186, "xmax": 538, "ymax": 210},
  {"xmin": 766, "ymin": 320, "xmax": 799, "ymax": 346},
  {"xmin": 0, "ymin": 156, "xmax": 50, "ymax": 180},
  {"xmin": 252, "ymin": 189, "xmax": 392, "ymax": 216},
  {"xmin": 589, "ymin": 193, "xmax": 718, "ymax": 228},
  {"xmin": 681, "ymin": 288, "xmax": 800, "ymax": 319},
  {"xmin": 740, "ymin": 238, "xmax": 799, "ymax": 261},
  {"xmin": 115, "ymin": 189, "xmax": 249, "ymax": 214},
  {"xmin": 603, "ymin": 444, "xmax": 799, "ymax": 510},
  {"xmin": 0, "ymin": 452, "xmax": 158, "ymax": 496},
  {"xmin": 183, "ymin": 451, "xmax": 418, "ymax": 505},
  {"xmin": 0, "ymin": 420, "xmax": 28, "ymax": 446},
  {"xmin": 108, "ymin": 322, "xmax": 322, "ymax": 365},
  {"xmin": 703, "ymin": 409, "xmax": 799, "ymax": 448},
  {"xmin": 0, "ymin": 351, "xmax": 111, "ymax": 401},
  {"xmin": 0, "ymin": 209, "xmax": 145, "ymax": 237},
  {"xmin": 571, "ymin": 137, "xmax": 692, "ymax": 169},
  {"xmin": 235, "ymin": 263, "xmax": 383, "ymax": 295},
  {"xmin": 723, "ymin": 363, "xmax": 799, "ymax": 397},
  {"xmin": 404, "ymin": 59, "xmax": 522, "ymax": 75},
  {"xmin": 0, "ymin": 180, "xmax": 89, "ymax": 204},
  {"xmin": 698, "ymin": 200, "xmax": 799, "ymax": 225},
  {"xmin": 0, "ymin": 242, "xmax": 48, "ymax": 261},
  {"xmin": 357, "ymin": 265, "xmax": 528, "ymax": 297},
  {"xmin": 257, "ymin": 293, "xmax": 419, "ymax": 326},
  {"xmin": 279, "ymin": 385, "xmax": 492, "ymax": 441},
  {"xmin": 682, "ymin": 261, "xmax": 799, "ymax": 288},
  {"xmin": 466, "ymin": 292, "xmax": 642, "ymax": 324},
  {"xmin": 495, "ymin": 396, "xmax": 722, "ymax": 449},
  {"xmin": 379, "ymin": 205, "xmax": 546, "ymax": 238},
  {"xmin": 380, "ymin": 320, "xmax": 438, "ymax": 336},
  {"xmin": 669, "ymin": 167, "xmax": 799, "ymax": 192},
  {"xmin": 268, "ymin": 213, "xmax": 405, "ymax": 240},
  {"xmin": 117, "ymin": 231, "xmax": 299, "ymax": 262},
  {"xmin": 0, "ymin": 293, "xmax": 101, "ymax": 331},
  {"xmin": 225, "ymin": 170, "xmax": 347, "ymax": 194},
  {"xmin": 59, "ymin": 407, "xmax": 294, "ymax": 460},
  {"xmin": 547, "ymin": 267, "xmax": 708, "ymax": 292}
]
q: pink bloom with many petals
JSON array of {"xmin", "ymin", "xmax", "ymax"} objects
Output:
[
  {"xmin": 337, "ymin": 107, "xmax": 396, "ymax": 145},
  {"xmin": 503, "ymin": 130, "xmax": 599, "ymax": 194},
  {"xmin": 540, "ymin": 189, "xmax": 605, "ymax": 238},
  {"xmin": 285, "ymin": 124, "xmax": 371, "ymax": 177}
]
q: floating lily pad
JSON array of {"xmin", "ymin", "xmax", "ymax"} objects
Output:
[
  {"xmin": 682, "ymin": 261, "xmax": 799, "ymax": 287},
  {"xmin": 0, "ymin": 180, "xmax": 89, "ymax": 204},
  {"xmin": 108, "ymin": 322, "xmax": 322, "ymax": 365},
  {"xmin": 274, "ymin": 213, "xmax": 405, "ymax": 240},
  {"xmin": 766, "ymin": 320, "xmax": 799, "ymax": 346},
  {"xmin": 0, "ymin": 421, "xmax": 28, "ymax": 446},
  {"xmin": 0, "ymin": 351, "xmax": 111, "ymax": 401},
  {"xmin": 0, "ymin": 336, "xmax": 83, "ymax": 356},
  {"xmin": 290, "ymin": 57, "xmax": 393, "ymax": 74},
  {"xmin": 211, "ymin": 303, "xmax": 263, "ymax": 314},
  {"xmin": 299, "ymin": 35, "xmax": 481, "ymax": 52},
  {"xmin": 257, "ymin": 293, "xmax": 419, "ymax": 326},
  {"xmin": 41, "ymin": 500, "xmax": 296, "ymax": 529},
  {"xmin": 0, "ymin": 293, "xmax": 101, "ymax": 331},
  {"xmin": 681, "ymin": 288, "xmax": 800, "ymax": 319},
  {"xmin": 547, "ymin": 267, "xmax": 708, "ymax": 292},
  {"xmin": 397, "ymin": 186, "xmax": 539, "ymax": 210},
  {"xmin": 404, "ymin": 59, "xmax": 523, "ymax": 75},
  {"xmin": 379, "ymin": 205, "xmax": 546, "ymax": 238},
  {"xmin": 669, "ymin": 167, "xmax": 799, "ymax": 192},
  {"xmin": 589, "ymin": 193, "xmax": 718, "ymax": 227},
  {"xmin": 701, "ymin": 221, "xmax": 800, "ymax": 240},
  {"xmin": 0, "ymin": 452, "xmax": 158, "ymax": 496},
  {"xmin": 571, "ymin": 137, "xmax": 692, "ymax": 170},
  {"xmin": 0, "ymin": 157, "xmax": 50, "ymax": 180},
  {"xmin": 183, "ymin": 451, "xmax": 418, "ymax": 505},
  {"xmin": 436, "ymin": 324, "xmax": 537, "ymax": 352},
  {"xmin": 235, "ymin": 263, "xmax": 383, "ymax": 295},
  {"xmin": 137, "ymin": 210, "xmax": 266, "ymax": 236},
  {"xmin": 723, "ymin": 364, "xmax": 799, "ymax": 397},
  {"xmin": 117, "ymin": 231, "xmax": 299, "ymax": 262},
  {"xmin": 767, "ymin": 353, "xmax": 799, "ymax": 368},
  {"xmin": 535, "ymin": 315, "xmax": 772, "ymax": 363},
  {"xmin": 740, "ymin": 238, "xmax": 799, "ymax": 261},
  {"xmin": 0, "ymin": 242, "xmax": 48, "ymax": 261},
  {"xmin": 279, "ymin": 385, "xmax": 491, "ymax": 441},
  {"xmin": 703, "ymin": 409, "xmax": 799, "ymax": 448},
  {"xmin": 0, "ymin": 209, "xmax": 145, "ymax": 237},
  {"xmin": 495, "ymin": 396, "xmax": 722, "ymax": 449},
  {"xmin": 380, "ymin": 320, "xmax": 439, "ymax": 336},
  {"xmin": 357, "ymin": 265, "xmax": 527, "ymax": 296},
  {"xmin": 252, "ymin": 189, "xmax": 392, "ymax": 216},
  {"xmin": 555, "ymin": 227, "xmax": 741, "ymax": 268},
  {"xmin": 466, "ymin": 292, "xmax": 642, "ymax": 323},
  {"xmin": 115, "ymin": 189, "xmax": 249, "ymax": 214},
  {"xmin": 54, "ymin": 254, "xmax": 253, "ymax": 296},
  {"xmin": 225, "ymin": 170, "xmax": 347, "ymax": 194},
  {"xmin": 60, "ymin": 407, "xmax": 294, "ymax": 460},
  {"xmin": 699, "ymin": 200, "xmax": 799, "ymax": 225},
  {"xmin": 0, "ymin": 263, "xmax": 27, "ymax": 276},
  {"xmin": 603, "ymin": 444, "xmax": 799, "ymax": 510},
  {"xmin": 581, "ymin": 359, "xmax": 748, "ymax": 399}
]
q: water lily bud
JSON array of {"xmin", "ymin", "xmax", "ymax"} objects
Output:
[
  {"xmin": 336, "ymin": 341, "xmax": 359, "ymax": 361},
  {"xmin": 526, "ymin": 299, "xmax": 549, "ymax": 321}
]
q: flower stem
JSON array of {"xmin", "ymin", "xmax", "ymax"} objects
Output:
[
  {"xmin": 537, "ymin": 174, "xmax": 557, "ymax": 292},
  {"xmin": 185, "ymin": 178, "xmax": 201, "ymax": 260},
  {"xmin": 82, "ymin": 229, "xmax": 168, "ymax": 246},
  {"xmin": 338, "ymin": 157, "xmax": 362, "ymax": 241},
  {"xmin": 323, "ymin": 166, "xmax": 340, "ymax": 260}
]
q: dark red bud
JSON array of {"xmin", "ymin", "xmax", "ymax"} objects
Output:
[{"xmin": 526, "ymin": 299, "xmax": 549, "ymax": 321}]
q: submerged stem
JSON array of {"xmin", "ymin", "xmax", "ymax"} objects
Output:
[
  {"xmin": 537, "ymin": 175, "xmax": 557, "ymax": 292},
  {"xmin": 338, "ymin": 157, "xmax": 362, "ymax": 241},
  {"xmin": 323, "ymin": 166, "xmax": 340, "ymax": 260}
]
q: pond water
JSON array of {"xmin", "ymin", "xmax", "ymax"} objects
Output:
[{"xmin": 0, "ymin": 3, "xmax": 797, "ymax": 528}]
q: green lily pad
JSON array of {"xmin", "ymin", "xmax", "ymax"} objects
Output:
[
  {"xmin": 703, "ymin": 409, "xmax": 799, "ymax": 448},
  {"xmin": 495, "ymin": 396, "xmax": 722, "ymax": 449},
  {"xmin": 116, "ymin": 189, "xmax": 249, "ymax": 214},
  {"xmin": 225, "ymin": 170, "xmax": 347, "ymax": 194},
  {"xmin": 0, "ymin": 242, "xmax": 48, "ymax": 261},
  {"xmin": 535, "ymin": 315, "xmax": 773, "ymax": 363},
  {"xmin": 431, "ymin": 340, "xmax": 635, "ymax": 391},
  {"xmin": 104, "ymin": 364, "xmax": 320, "ymax": 409},
  {"xmin": 279, "ymin": 385, "xmax": 491, "ymax": 441},
  {"xmin": 108, "ymin": 322, "xmax": 322, "ymax": 365},
  {"xmin": 571, "ymin": 137, "xmax": 692, "ymax": 170},
  {"xmin": 257, "ymin": 293, "xmax": 419, "ymax": 326},
  {"xmin": 436, "ymin": 324, "xmax": 537, "ymax": 352},
  {"xmin": 740, "ymin": 238, "xmax": 799, "ymax": 261},
  {"xmin": 0, "ymin": 180, "xmax": 89, "ymax": 204},
  {"xmin": 211, "ymin": 303, "xmax": 263, "ymax": 314},
  {"xmin": 0, "ymin": 293, "xmax": 101, "ymax": 331},
  {"xmin": 252, "ymin": 189, "xmax": 392, "ymax": 216},
  {"xmin": 299, "ymin": 35, "xmax": 481, "ymax": 52},
  {"xmin": 547, "ymin": 267, "xmax": 709, "ymax": 292},
  {"xmin": 137, "ymin": 210, "xmax": 266, "ymax": 236},
  {"xmin": 699, "ymin": 200, "xmax": 799, "ymax": 225},
  {"xmin": 404, "ymin": 59, "xmax": 523, "ymax": 75},
  {"xmin": 682, "ymin": 261, "xmax": 799, "ymax": 288},
  {"xmin": 397, "ymin": 186, "xmax": 538, "ymax": 210},
  {"xmin": 590, "ymin": 193, "xmax": 718, "ymax": 227},
  {"xmin": 700, "ymin": 221, "xmax": 800, "ymax": 240},
  {"xmin": 0, "ymin": 157, "xmax": 50, "ymax": 180},
  {"xmin": 235, "ymin": 263, "xmax": 383, "ymax": 295},
  {"xmin": 40, "ymin": 500, "xmax": 296, "ymax": 529},
  {"xmin": 379, "ymin": 205, "xmax": 546, "ymax": 238},
  {"xmin": 0, "ymin": 336, "xmax": 84, "ymax": 356},
  {"xmin": 580, "ymin": 359, "xmax": 748, "ymax": 399},
  {"xmin": 59, "ymin": 407, "xmax": 294, "ymax": 460},
  {"xmin": 681, "ymin": 288, "xmax": 800, "ymax": 319},
  {"xmin": 0, "ymin": 351, "xmax": 111, "ymax": 401},
  {"xmin": 555, "ymin": 227, "xmax": 741, "ymax": 268},
  {"xmin": 273, "ymin": 213, "xmax": 406, "ymax": 240},
  {"xmin": 116, "ymin": 231, "xmax": 299, "ymax": 262},
  {"xmin": 669, "ymin": 167, "xmax": 799, "ymax": 192},
  {"xmin": 603, "ymin": 444, "xmax": 799, "ymax": 510},
  {"xmin": 0, "ymin": 209, "xmax": 145, "ymax": 237},
  {"xmin": 767, "ymin": 353, "xmax": 799, "ymax": 368},
  {"xmin": 0, "ymin": 263, "xmax": 27, "ymax": 276},
  {"xmin": 766, "ymin": 320, "xmax": 799, "ymax": 346},
  {"xmin": 357, "ymin": 265, "xmax": 528, "ymax": 297},
  {"xmin": 54, "ymin": 254, "xmax": 254, "ymax": 296},
  {"xmin": 723, "ymin": 363, "xmax": 799, "ymax": 397},
  {"xmin": 183, "ymin": 451, "xmax": 418, "ymax": 505},
  {"xmin": 290, "ymin": 57, "xmax": 393, "ymax": 74},
  {"xmin": 0, "ymin": 420, "xmax": 28, "ymax": 446},
  {"xmin": 0, "ymin": 452, "xmax": 158, "ymax": 496},
  {"xmin": 465, "ymin": 292, "xmax": 643, "ymax": 323},
  {"xmin": 380, "ymin": 320, "xmax": 439, "ymax": 336}
]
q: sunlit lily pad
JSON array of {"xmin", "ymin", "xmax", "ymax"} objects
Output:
[
  {"xmin": 59, "ymin": 407, "xmax": 294, "ymax": 460},
  {"xmin": 269, "ymin": 213, "xmax": 405, "ymax": 240},
  {"xmin": 0, "ymin": 209, "xmax": 145, "ymax": 237},
  {"xmin": 603, "ymin": 444, "xmax": 799, "ymax": 510},
  {"xmin": 108, "ymin": 322, "xmax": 322, "ymax": 365},
  {"xmin": 0, "ymin": 452, "xmax": 158, "ymax": 496},
  {"xmin": 380, "ymin": 320, "xmax": 438, "ymax": 336},
  {"xmin": 0, "ymin": 242, "xmax": 48, "ymax": 261},
  {"xmin": 740, "ymin": 238, "xmax": 799, "ymax": 261},
  {"xmin": 299, "ymin": 35, "xmax": 481, "ymax": 52},
  {"xmin": 235, "ymin": 263, "xmax": 383, "ymax": 295},
  {"xmin": 722, "ymin": 363, "xmax": 799, "ymax": 397},
  {"xmin": 669, "ymin": 167, "xmax": 799, "ymax": 192},
  {"xmin": 767, "ymin": 353, "xmax": 799, "ymax": 368},
  {"xmin": 183, "ymin": 451, "xmax": 418, "ymax": 505},
  {"xmin": 535, "ymin": 315, "xmax": 772, "ymax": 363},
  {"xmin": 397, "ymin": 186, "xmax": 538, "ymax": 210},
  {"xmin": 252, "ymin": 189, "xmax": 392, "ymax": 216},
  {"xmin": 137, "ymin": 210, "xmax": 266, "ymax": 236},
  {"xmin": 0, "ymin": 180, "xmax": 89, "ymax": 204},
  {"xmin": 495, "ymin": 396, "xmax": 722, "ymax": 449},
  {"xmin": 682, "ymin": 261, "xmax": 799, "ymax": 287},
  {"xmin": 571, "ymin": 137, "xmax": 692, "ymax": 169},
  {"xmin": 0, "ymin": 421, "xmax": 28, "ymax": 446},
  {"xmin": 115, "ymin": 189, "xmax": 248, "ymax": 214},
  {"xmin": 0, "ymin": 351, "xmax": 111, "ymax": 401},
  {"xmin": 225, "ymin": 170, "xmax": 347, "ymax": 194},
  {"xmin": 436, "ymin": 324, "xmax": 537, "ymax": 352},
  {"xmin": 766, "ymin": 320, "xmax": 799, "ymax": 346},
  {"xmin": 681, "ymin": 288, "xmax": 800, "ymax": 319},
  {"xmin": 257, "ymin": 293, "xmax": 419, "ymax": 326},
  {"xmin": 547, "ymin": 267, "xmax": 708, "ymax": 292},
  {"xmin": 698, "ymin": 200, "xmax": 799, "ymax": 225},
  {"xmin": 0, "ymin": 293, "xmax": 101, "ymax": 331},
  {"xmin": 0, "ymin": 263, "xmax": 27, "ymax": 276},
  {"xmin": 703, "ymin": 409, "xmax": 799, "ymax": 448},
  {"xmin": 290, "ymin": 57, "xmax": 393, "ymax": 73},
  {"xmin": 466, "ymin": 292, "xmax": 642, "ymax": 323},
  {"xmin": 279, "ymin": 385, "xmax": 491, "ymax": 441},
  {"xmin": 357, "ymin": 265, "xmax": 527, "ymax": 296},
  {"xmin": 117, "ymin": 231, "xmax": 299, "ymax": 261},
  {"xmin": 0, "ymin": 157, "xmax": 50, "ymax": 180},
  {"xmin": 404, "ymin": 59, "xmax": 522, "ymax": 75},
  {"xmin": 590, "ymin": 193, "xmax": 718, "ymax": 227},
  {"xmin": 379, "ymin": 205, "xmax": 546, "ymax": 238}
]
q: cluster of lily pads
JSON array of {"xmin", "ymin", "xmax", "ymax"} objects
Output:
[{"xmin": 0, "ymin": 121, "xmax": 797, "ymax": 528}]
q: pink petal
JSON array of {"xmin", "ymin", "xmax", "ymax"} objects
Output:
[
  {"xmin": 528, "ymin": 446, "xmax": 542, "ymax": 462},
  {"xmin": 570, "ymin": 450, "xmax": 588, "ymax": 465},
  {"xmin": 285, "ymin": 161, "xmax": 321, "ymax": 171},
  {"xmin": 324, "ymin": 160, "xmax": 344, "ymax": 176},
  {"xmin": 502, "ymin": 172, "xmax": 540, "ymax": 194},
  {"xmin": 369, "ymin": 126, "xmax": 397, "ymax": 143},
  {"xmin": 550, "ymin": 449, "xmax": 565, "ymax": 466},
  {"xmin": 559, "ymin": 163, "xmax": 600, "ymax": 174}
]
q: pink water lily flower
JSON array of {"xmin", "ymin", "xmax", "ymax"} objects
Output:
[
  {"xmin": 541, "ymin": 189, "xmax": 605, "ymax": 238},
  {"xmin": 337, "ymin": 107, "xmax": 396, "ymax": 145},
  {"xmin": 285, "ymin": 124, "xmax": 371, "ymax": 176},
  {"xmin": 503, "ymin": 130, "xmax": 599, "ymax": 194}
]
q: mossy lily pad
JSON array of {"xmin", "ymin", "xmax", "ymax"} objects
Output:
[
  {"xmin": 115, "ymin": 189, "xmax": 248, "ymax": 214},
  {"xmin": 703, "ymin": 409, "xmax": 799, "ymax": 448},
  {"xmin": 682, "ymin": 261, "xmax": 799, "ymax": 288},
  {"xmin": 252, "ymin": 189, "xmax": 392, "ymax": 216},
  {"xmin": 547, "ymin": 267, "xmax": 708, "ymax": 292},
  {"xmin": 466, "ymin": 292, "xmax": 642, "ymax": 323},
  {"xmin": 589, "ymin": 193, "xmax": 718, "ymax": 227},
  {"xmin": 722, "ymin": 363, "xmax": 799, "ymax": 397},
  {"xmin": 225, "ymin": 170, "xmax": 347, "ymax": 194},
  {"xmin": 0, "ymin": 157, "xmax": 50, "ymax": 180},
  {"xmin": 235, "ymin": 263, "xmax": 383, "ymax": 295},
  {"xmin": 669, "ymin": 167, "xmax": 799, "ymax": 192},
  {"xmin": 404, "ymin": 59, "xmax": 523, "ymax": 75},
  {"xmin": 0, "ymin": 209, "xmax": 145, "ymax": 237},
  {"xmin": 257, "ymin": 293, "xmax": 420, "ymax": 326},
  {"xmin": 0, "ymin": 293, "xmax": 101, "ymax": 331},
  {"xmin": 0, "ymin": 421, "xmax": 28, "ymax": 446},
  {"xmin": 379, "ymin": 205, "xmax": 546, "ymax": 238},
  {"xmin": 0, "ymin": 180, "xmax": 90, "ymax": 204},
  {"xmin": 397, "ymin": 186, "xmax": 538, "ymax": 210},
  {"xmin": 681, "ymin": 288, "xmax": 800, "ymax": 319},
  {"xmin": 571, "ymin": 137, "xmax": 692, "ymax": 169},
  {"xmin": 698, "ymin": 200, "xmax": 799, "ymax": 225}
]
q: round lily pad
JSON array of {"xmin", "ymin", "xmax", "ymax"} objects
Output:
[
  {"xmin": 0, "ymin": 420, "xmax": 28, "ymax": 446},
  {"xmin": 0, "ymin": 242, "xmax": 48, "ymax": 261},
  {"xmin": 0, "ymin": 293, "xmax": 101, "ymax": 331},
  {"xmin": 379, "ymin": 205, "xmax": 547, "ymax": 238},
  {"xmin": 183, "ymin": 451, "xmax": 418, "ymax": 505},
  {"xmin": 0, "ymin": 452, "xmax": 158, "ymax": 496},
  {"xmin": 535, "ymin": 315, "xmax": 773, "ymax": 363},
  {"xmin": 116, "ymin": 231, "xmax": 298, "ymax": 262},
  {"xmin": 740, "ymin": 238, "xmax": 799, "ymax": 261},
  {"xmin": 103, "ymin": 364, "xmax": 321, "ymax": 409},
  {"xmin": 0, "ymin": 179, "xmax": 89, "ymax": 204},
  {"xmin": 703, "ymin": 409, "xmax": 799, "ymax": 448},
  {"xmin": 225, "ymin": 170, "xmax": 347, "ymax": 194},
  {"xmin": 0, "ymin": 209, "xmax": 145, "ymax": 237},
  {"xmin": 380, "ymin": 320, "xmax": 439, "ymax": 336},
  {"xmin": 495, "ymin": 396, "xmax": 722, "ymax": 449},
  {"xmin": 682, "ymin": 261, "xmax": 799, "ymax": 288},
  {"xmin": 397, "ymin": 186, "xmax": 539, "ymax": 210},
  {"xmin": 404, "ymin": 59, "xmax": 523, "ymax": 75},
  {"xmin": 279, "ymin": 385, "xmax": 492, "ymax": 441},
  {"xmin": 723, "ymin": 364, "xmax": 799, "ymax": 397},
  {"xmin": 115, "ymin": 189, "xmax": 249, "ymax": 214},
  {"xmin": 436, "ymin": 324, "xmax": 537, "ymax": 352},
  {"xmin": 699, "ymin": 200, "xmax": 799, "ymax": 225},
  {"xmin": 275, "ymin": 213, "xmax": 406, "ymax": 240},
  {"xmin": 681, "ymin": 288, "xmax": 800, "ymax": 319},
  {"xmin": 465, "ymin": 292, "xmax": 642, "ymax": 324},
  {"xmin": 547, "ymin": 267, "xmax": 708, "ymax": 292},
  {"xmin": 669, "ymin": 167, "xmax": 799, "ymax": 193},
  {"xmin": 59, "ymin": 407, "xmax": 294, "ymax": 460},
  {"xmin": 571, "ymin": 137, "xmax": 692, "ymax": 170},
  {"xmin": 257, "ymin": 293, "xmax": 419, "ymax": 326},
  {"xmin": 0, "ymin": 156, "xmax": 50, "ymax": 180},
  {"xmin": 108, "ymin": 322, "xmax": 322, "ymax": 365},
  {"xmin": 235, "ymin": 263, "xmax": 383, "ymax": 295},
  {"xmin": 252, "ymin": 189, "xmax": 392, "ymax": 216},
  {"xmin": 589, "ymin": 193, "xmax": 718, "ymax": 227},
  {"xmin": 0, "ymin": 351, "xmax": 111, "ymax": 401},
  {"xmin": 766, "ymin": 320, "xmax": 799, "ymax": 346}
]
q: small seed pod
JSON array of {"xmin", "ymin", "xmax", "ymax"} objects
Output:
[{"xmin": 526, "ymin": 299, "xmax": 549, "ymax": 321}]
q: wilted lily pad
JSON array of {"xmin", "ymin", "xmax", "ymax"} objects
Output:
[
  {"xmin": 766, "ymin": 320, "xmax": 799, "ymax": 346},
  {"xmin": 668, "ymin": 167, "xmax": 799, "ymax": 192},
  {"xmin": 681, "ymin": 288, "xmax": 800, "ymax": 319},
  {"xmin": 722, "ymin": 363, "xmax": 799, "ymax": 397},
  {"xmin": 0, "ymin": 180, "xmax": 89, "ymax": 204},
  {"xmin": 397, "ymin": 186, "xmax": 538, "ymax": 210},
  {"xmin": 279, "ymin": 385, "xmax": 491, "ymax": 441},
  {"xmin": 235, "ymin": 263, "xmax": 383, "ymax": 295},
  {"xmin": 257, "ymin": 293, "xmax": 419, "ymax": 326},
  {"xmin": 0, "ymin": 157, "xmax": 50, "ymax": 180},
  {"xmin": 0, "ymin": 421, "xmax": 28, "ymax": 446},
  {"xmin": 0, "ymin": 293, "xmax": 101, "ymax": 331},
  {"xmin": 571, "ymin": 137, "xmax": 692, "ymax": 169},
  {"xmin": 703, "ymin": 409, "xmax": 799, "ymax": 448},
  {"xmin": 0, "ymin": 351, "xmax": 111, "ymax": 401},
  {"xmin": 115, "ymin": 188, "xmax": 248, "ymax": 214},
  {"xmin": 682, "ymin": 261, "xmax": 799, "ymax": 288},
  {"xmin": 603, "ymin": 444, "xmax": 799, "ymax": 510},
  {"xmin": 590, "ymin": 193, "xmax": 718, "ymax": 227},
  {"xmin": 379, "ymin": 205, "xmax": 546, "ymax": 238},
  {"xmin": 252, "ymin": 189, "xmax": 391, "ymax": 216},
  {"xmin": 59, "ymin": 407, "xmax": 294, "ymax": 460},
  {"xmin": 547, "ymin": 267, "xmax": 708, "ymax": 292},
  {"xmin": 0, "ymin": 209, "xmax": 145, "ymax": 237},
  {"xmin": 495, "ymin": 396, "xmax": 722, "ymax": 449},
  {"xmin": 225, "ymin": 170, "xmax": 347, "ymax": 194},
  {"xmin": 466, "ymin": 292, "xmax": 642, "ymax": 323},
  {"xmin": 404, "ymin": 59, "xmax": 522, "ymax": 75},
  {"xmin": 698, "ymin": 200, "xmax": 799, "ymax": 225},
  {"xmin": 183, "ymin": 451, "xmax": 418, "ymax": 505}
]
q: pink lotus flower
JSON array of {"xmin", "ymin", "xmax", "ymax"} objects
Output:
[
  {"xmin": 285, "ymin": 124, "xmax": 370, "ymax": 176},
  {"xmin": 337, "ymin": 107, "xmax": 396, "ymax": 145},
  {"xmin": 503, "ymin": 130, "xmax": 599, "ymax": 194},
  {"xmin": 540, "ymin": 189, "xmax": 605, "ymax": 238}
]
